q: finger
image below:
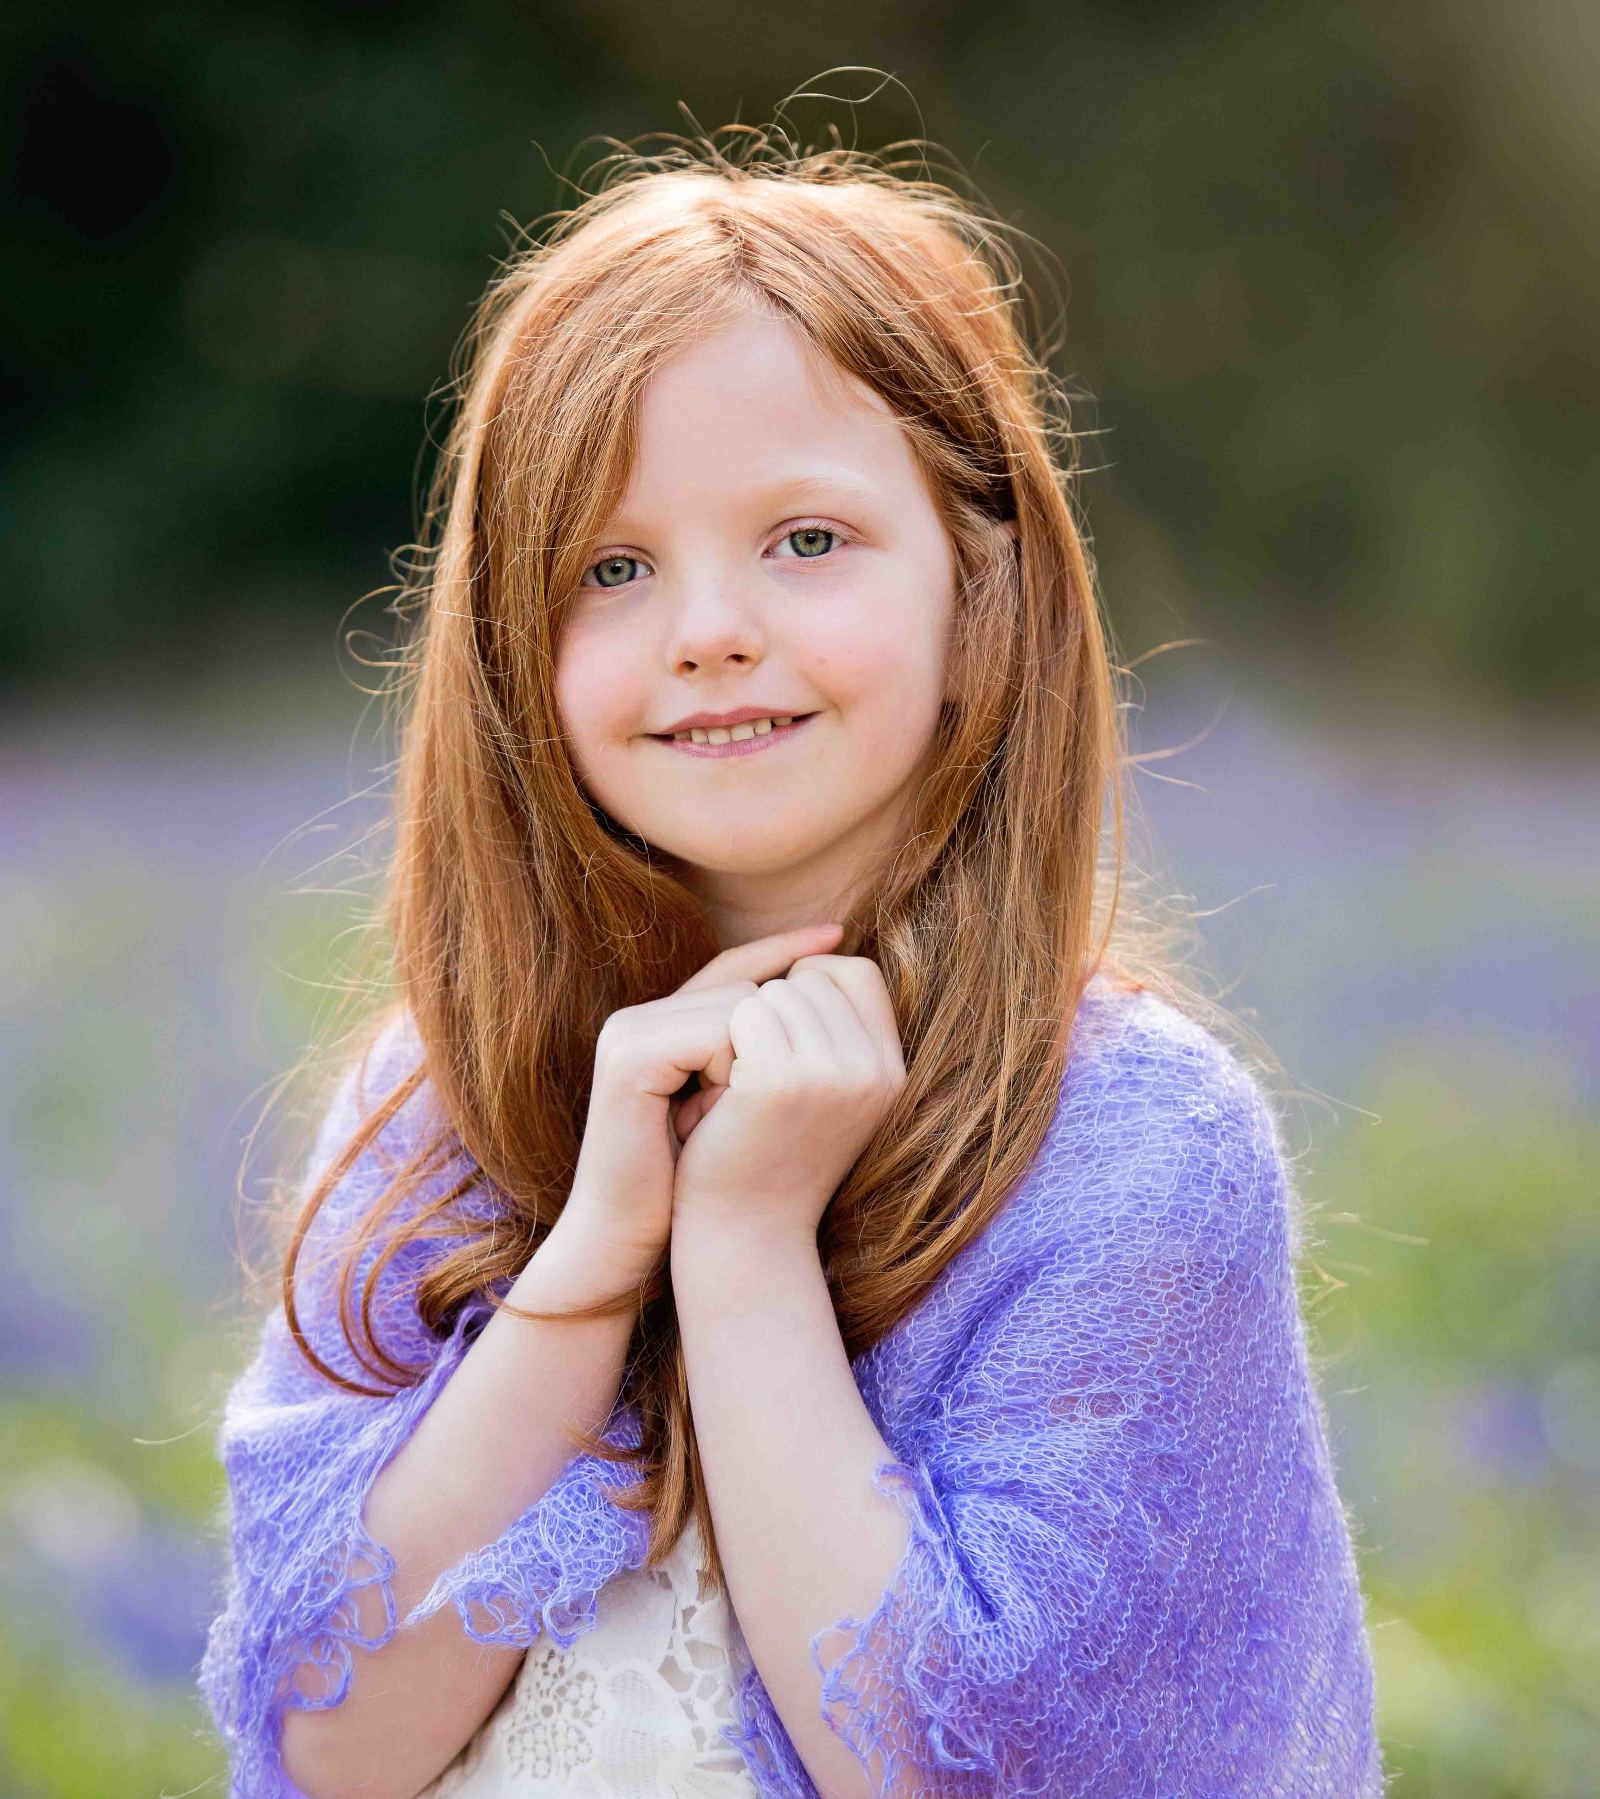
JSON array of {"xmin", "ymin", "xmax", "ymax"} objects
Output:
[
  {"xmin": 729, "ymin": 989, "xmax": 793, "ymax": 1063},
  {"xmin": 789, "ymin": 954, "xmax": 905, "ymax": 1068},
  {"xmin": 675, "ymin": 921, "xmax": 844, "ymax": 995},
  {"xmin": 608, "ymin": 987, "xmax": 752, "ymax": 1097},
  {"xmin": 783, "ymin": 965, "xmax": 878, "ymax": 1064},
  {"xmin": 671, "ymin": 1087, "xmax": 705, "ymax": 1143},
  {"xmin": 672, "ymin": 1080, "xmax": 725, "ymax": 1142},
  {"xmin": 702, "ymin": 1037, "xmax": 735, "ymax": 1088},
  {"xmin": 753, "ymin": 977, "xmax": 830, "ymax": 1060}
]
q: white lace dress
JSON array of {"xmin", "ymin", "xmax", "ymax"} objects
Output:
[{"xmin": 416, "ymin": 1514, "xmax": 761, "ymax": 1797}]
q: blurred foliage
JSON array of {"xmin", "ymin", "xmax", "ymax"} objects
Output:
[
  {"xmin": 3, "ymin": 3, "xmax": 1597, "ymax": 1791},
  {"xmin": 1306, "ymin": 1055, "xmax": 1600, "ymax": 1796},
  {"xmin": 1, "ymin": 0, "xmax": 1596, "ymax": 712},
  {"xmin": 0, "ymin": 1635, "xmax": 217, "ymax": 1799}
]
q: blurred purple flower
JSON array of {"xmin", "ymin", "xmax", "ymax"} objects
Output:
[
  {"xmin": 87, "ymin": 1513, "xmax": 220, "ymax": 1685},
  {"xmin": 1459, "ymin": 1378, "xmax": 1555, "ymax": 1487}
]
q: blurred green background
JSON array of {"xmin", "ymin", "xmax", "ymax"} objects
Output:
[{"xmin": 2, "ymin": 3, "xmax": 1595, "ymax": 1794}]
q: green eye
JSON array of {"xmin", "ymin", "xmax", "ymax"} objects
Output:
[
  {"xmin": 786, "ymin": 527, "xmax": 836, "ymax": 558},
  {"xmin": 590, "ymin": 555, "xmax": 643, "ymax": 588}
]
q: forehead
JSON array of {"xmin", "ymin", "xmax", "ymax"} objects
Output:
[{"xmin": 621, "ymin": 309, "xmax": 905, "ymax": 503}]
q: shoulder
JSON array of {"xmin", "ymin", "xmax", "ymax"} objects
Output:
[
  {"xmin": 1008, "ymin": 971, "xmax": 1292, "ymax": 1253},
  {"xmin": 304, "ymin": 1006, "xmax": 496, "ymax": 1225},
  {"xmin": 309, "ymin": 1004, "xmax": 433, "ymax": 1174},
  {"xmin": 1064, "ymin": 971, "xmax": 1279, "ymax": 1136},
  {"xmin": 288, "ymin": 1009, "xmax": 500, "ymax": 1363}
]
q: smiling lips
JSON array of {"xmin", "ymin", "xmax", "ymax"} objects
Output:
[{"xmin": 652, "ymin": 713, "xmax": 817, "ymax": 759}]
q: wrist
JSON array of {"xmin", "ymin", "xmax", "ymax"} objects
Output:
[
  {"xmin": 523, "ymin": 1211, "xmax": 662, "ymax": 1308},
  {"xmin": 669, "ymin": 1216, "xmax": 830, "ymax": 1340},
  {"xmin": 669, "ymin": 1206, "xmax": 820, "ymax": 1273}
]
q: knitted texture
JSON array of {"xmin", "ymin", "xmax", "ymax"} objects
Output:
[{"xmin": 199, "ymin": 973, "xmax": 1383, "ymax": 1796}]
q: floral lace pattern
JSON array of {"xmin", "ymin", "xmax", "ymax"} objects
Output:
[{"xmin": 420, "ymin": 1513, "xmax": 757, "ymax": 1797}]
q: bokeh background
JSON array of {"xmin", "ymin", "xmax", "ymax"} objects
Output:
[{"xmin": 3, "ymin": 4, "xmax": 1596, "ymax": 1794}]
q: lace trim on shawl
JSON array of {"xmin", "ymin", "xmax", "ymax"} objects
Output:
[
  {"xmin": 399, "ymin": 1409, "xmax": 651, "ymax": 1650},
  {"xmin": 719, "ymin": 1455, "xmax": 1036, "ymax": 1799},
  {"xmin": 200, "ymin": 1305, "xmax": 651, "ymax": 1796},
  {"xmin": 807, "ymin": 1456, "xmax": 1057, "ymax": 1795},
  {"xmin": 281, "ymin": 1377, "xmax": 650, "ymax": 1693}
]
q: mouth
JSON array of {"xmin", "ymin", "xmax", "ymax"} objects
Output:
[{"xmin": 647, "ymin": 712, "xmax": 819, "ymax": 759}]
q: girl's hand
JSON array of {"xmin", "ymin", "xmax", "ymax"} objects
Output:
[
  {"xmin": 556, "ymin": 923, "xmax": 845, "ymax": 1284},
  {"xmin": 669, "ymin": 953, "xmax": 907, "ymax": 1246}
]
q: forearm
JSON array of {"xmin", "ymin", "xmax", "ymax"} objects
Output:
[
  {"xmin": 282, "ymin": 1214, "xmax": 643, "ymax": 1799},
  {"xmin": 670, "ymin": 1222, "xmax": 912, "ymax": 1799}
]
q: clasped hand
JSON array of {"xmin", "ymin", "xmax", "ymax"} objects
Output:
[{"xmin": 667, "ymin": 942, "xmax": 908, "ymax": 1243}]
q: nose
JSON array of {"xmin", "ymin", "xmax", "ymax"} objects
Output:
[{"xmin": 662, "ymin": 576, "xmax": 765, "ymax": 676}]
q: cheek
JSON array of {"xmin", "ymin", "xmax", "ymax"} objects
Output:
[
  {"xmin": 554, "ymin": 633, "xmax": 641, "ymax": 762},
  {"xmin": 808, "ymin": 577, "xmax": 950, "ymax": 711}
]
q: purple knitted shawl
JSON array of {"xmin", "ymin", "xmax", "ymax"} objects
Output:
[{"xmin": 199, "ymin": 971, "xmax": 1383, "ymax": 1795}]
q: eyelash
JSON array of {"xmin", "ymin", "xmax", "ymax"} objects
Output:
[{"xmin": 581, "ymin": 520, "xmax": 850, "ymax": 590}]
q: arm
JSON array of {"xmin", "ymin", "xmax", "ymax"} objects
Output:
[
  {"xmin": 200, "ymin": 1027, "xmax": 659, "ymax": 1799},
  {"xmin": 671, "ymin": 989, "xmax": 1382, "ymax": 1796},
  {"xmin": 280, "ymin": 1212, "xmax": 640, "ymax": 1799},
  {"xmin": 670, "ymin": 1220, "xmax": 911, "ymax": 1799}
]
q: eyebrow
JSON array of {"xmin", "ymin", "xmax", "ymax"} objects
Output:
[
  {"xmin": 603, "ymin": 471, "xmax": 883, "ymax": 539},
  {"xmin": 751, "ymin": 471, "xmax": 882, "ymax": 511}
]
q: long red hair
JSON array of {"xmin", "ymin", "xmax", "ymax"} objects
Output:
[{"xmin": 266, "ymin": 124, "xmax": 1268, "ymax": 1589}]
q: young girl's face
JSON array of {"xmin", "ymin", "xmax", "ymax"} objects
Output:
[{"xmin": 554, "ymin": 307, "xmax": 958, "ymax": 941}]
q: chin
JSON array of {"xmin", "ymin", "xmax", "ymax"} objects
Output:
[
  {"xmin": 676, "ymin": 840, "xmax": 817, "ymax": 878},
  {"xmin": 645, "ymin": 821, "xmax": 835, "ymax": 878}
]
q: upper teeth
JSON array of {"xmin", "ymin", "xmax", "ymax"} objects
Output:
[{"xmin": 671, "ymin": 716, "xmax": 795, "ymax": 744}]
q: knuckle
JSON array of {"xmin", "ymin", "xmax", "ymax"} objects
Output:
[
  {"xmin": 596, "ymin": 1006, "xmax": 633, "ymax": 1042},
  {"xmin": 592, "ymin": 1013, "xmax": 639, "ymax": 1077}
]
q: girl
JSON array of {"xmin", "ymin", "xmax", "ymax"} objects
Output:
[{"xmin": 199, "ymin": 126, "xmax": 1384, "ymax": 1798}]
